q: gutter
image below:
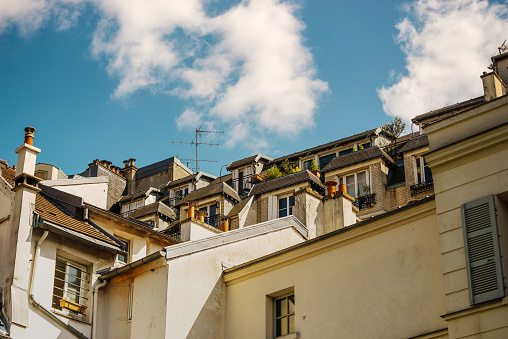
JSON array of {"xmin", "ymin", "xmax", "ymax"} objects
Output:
[
  {"xmin": 28, "ymin": 230, "xmax": 88, "ymax": 339},
  {"xmin": 98, "ymin": 249, "xmax": 167, "ymax": 281}
]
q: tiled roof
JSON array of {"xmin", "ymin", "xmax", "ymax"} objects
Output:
[
  {"xmin": 165, "ymin": 172, "xmax": 216, "ymax": 189},
  {"xmin": 265, "ymin": 128, "xmax": 380, "ymax": 166},
  {"xmin": 35, "ymin": 194, "xmax": 118, "ymax": 246},
  {"xmin": 129, "ymin": 202, "xmax": 176, "ymax": 220},
  {"xmin": 227, "ymin": 154, "xmax": 272, "ymax": 171},
  {"xmin": 0, "ymin": 167, "xmax": 15, "ymax": 187},
  {"xmin": 210, "ymin": 173, "xmax": 232, "ymax": 185},
  {"xmin": 412, "ymin": 96, "xmax": 484, "ymax": 125},
  {"xmin": 249, "ymin": 170, "xmax": 325, "ymax": 196},
  {"xmin": 322, "ymin": 146, "xmax": 395, "ymax": 173},
  {"xmin": 118, "ymin": 187, "xmax": 162, "ymax": 203},
  {"xmin": 177, "ymin": 182, "xmax": 241, "ymax": 205},
  {"xmin": 399, "ymin": 134, "xmax": 429, "ymax": 153},
  {"xmin": 227, "ymin": 196, "xmax": 253, "ymax": 217},
  {"xmin": 85, "ymin": 203, "xmax": 180, "ymax": 244}
]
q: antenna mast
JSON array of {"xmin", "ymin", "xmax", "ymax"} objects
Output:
[{"xmin": 173, "ymin": 127, "xmax": 224, "ymax": 172}]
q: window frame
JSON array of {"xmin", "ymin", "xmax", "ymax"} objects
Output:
[
  {"xmin": 412, "ymin": 156, "xmax": 433, "ymax": 184},
  {"xmin": 116, "ymin": 237, "xmax": 130, "ymax": 264},
  {"xmin": 338, "ymin": 170, "xmax": 370, "ymax": 198},
  {"xmin": 278, "ymin": 195, "xmax": 295, "ymax": 218},
  {"xmin": 52, "ymin": 257, "xmax": 90, "ymax": 317},
  {"xmin": 273, "ymin": 294, "xmax": 295, "ymax": 338}
]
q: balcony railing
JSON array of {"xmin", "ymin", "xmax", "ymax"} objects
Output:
[
  {"xmin": 203, "ymin": 215, "xmax": 221, "ymax": 229},
  {"xmin": 410, "ymin": 182, "xmax": 434, "ymax": 196},
  {"xmin": 167, "ymin": 194, "xmax": 188, "ymax": 206},
  {"xmin": 353, "ymin": 193, "xmax": 376, "ymax": 210}
]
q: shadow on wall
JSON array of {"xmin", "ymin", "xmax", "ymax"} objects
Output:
[{"xmin": 186, "ymin": 277, "xmax": 226, "ymax": 339}]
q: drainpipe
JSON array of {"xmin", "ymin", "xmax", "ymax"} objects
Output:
[
  {"xmin": 28, "ymin": 230, "xmax": 89, "ymax": 339},
  {"xmin": 91, "ymin": 280, "xmax": 107, "ymax": 339}
]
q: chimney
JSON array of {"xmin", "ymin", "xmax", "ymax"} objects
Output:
[
  {"xmin": 5, "ymin": 127, "xmax": 42, "ymax": 328},
  {"xmin": 491, "ymin": 51, "xmax": 508, "ymax": 85},
  {"xmin": 121, "ymin": 158, "xmax": 138, "ymax": 194},
  {"xmin": 481, "ymin": 71, "xmax": 506, "ymax": 101},
  {"xmin": 322, "ymin": 190, "xmax": 357, "ymax": 235}
]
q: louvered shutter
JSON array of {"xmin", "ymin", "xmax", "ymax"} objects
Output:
[{"xmin": 461, "ymin": 195, "xmax": 504, "ymax": 305}]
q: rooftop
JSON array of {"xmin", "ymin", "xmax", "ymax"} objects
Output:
[
  {"xmin": 399, "ymin": 134, "xmax": 429, "ymax": 153},
  {"xmin": 249, "ymin": 170, "xmax": 325, "ymax": 196},
  {"xmin": 129, "ymin": 201, "xmax": 176, "ymax": 220},
  {"xmin": 177, "ymin": 182, "xmax": 241, "ymax": 206},
  {"xmin": 227, "ymin": 154, "xmax": 273, "ymax": 171},
  {"xmin": 322, "ymin": 146, "xmax": 395, "ymax": 173}
]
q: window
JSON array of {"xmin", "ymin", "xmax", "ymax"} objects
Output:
[
  {"xmin": 52, "ymin": 257, "xmax": 90, "ymax": 314},
  {"xmin": 179, "ymin": 187, "xmax": 189, "ymax": 198},
  {"xmin": 34, "ymin": 170, "xmax": 48, "ymax": 180},
  {"xmin": 117, "ymin": 237, "xmax": 130, "ymax": 264},
  {"xmin": 302, "ymin": 160, "xmax": 313, "ymax": 171},
  {"xmin": 238, "ymin": 170, "xmax": 244, "ymax": 194},
  {"xmin": 339, "ymin": 148, "xmax": 353, "ymax": 156},
  {"xmin": 274, "ymin": 295, "xmax": 295, "ymax": 337},
  {"xmin": 278, "ymin": 196, "xmax": 295, "ymax": 218},
  {"xmin": 413, "ymin": 156, "xmax": 433, "ymax": 184},
  {"xmin": 319, "ymin": 154, "xmax": 335, "ymax": 170},
  {"xmin": 462, "ymin": 195, "xmax": 504, "ymax": 305},
  {"xmin": 341, "ymin": 171, "xmax": 369, "ymax": 198}
]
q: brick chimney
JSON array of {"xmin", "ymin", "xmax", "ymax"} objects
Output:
[
  {"xmin": 121, "ymin": 158, "xmax": 138, "ymax": 194},
  {"xmin": 4, "ymin": 127, "xmax": 42, "ymax": 328}
]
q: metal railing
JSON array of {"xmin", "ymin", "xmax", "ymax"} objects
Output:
[
  {"xmin": 353, "ymin": 193, "xmax": 376, "ymax": 210},
  {"xmin": 410, "ymin": 181, "xmax": 434, "ymax": 196},
  {"xmin": 167, "ymin": 194, "xmax": 188, "ymax": 206},
  {"xmin": 204, "ymin": 215, "xmax": 220, "ymax": 229}
]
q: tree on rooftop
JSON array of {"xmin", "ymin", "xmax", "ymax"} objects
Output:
[{"xmin": 382, "ymin": 116, "xmax": 406, "ymax": 139}]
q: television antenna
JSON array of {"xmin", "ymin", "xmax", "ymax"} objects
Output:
[{"xmin": 173, "ymin": 127, "xmax": 224, "ymax": 172}]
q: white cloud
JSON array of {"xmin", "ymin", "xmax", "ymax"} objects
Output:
[
  {"xmin": 0, "ymin": 0, "xmax": 83, "ymax": 34},
  {"xmin": 1, "ymin": 0, "xmax": 327, "ymax": 148},
  {"xmin": 378, "ymin": 0, "xmax": 508, "ymax": 123}
]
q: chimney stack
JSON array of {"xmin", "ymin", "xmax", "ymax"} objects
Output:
[{"xmin": 481, "ymin": 71, "xmax": 506, "ymax": 101}]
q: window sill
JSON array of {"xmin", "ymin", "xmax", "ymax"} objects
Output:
[
  {"xmin": 276, "ymin": 332, "xmax": 299, "ymax": 339},
  {"xmin": 51, "ymin": 309, "xmax": 90, "ymax": 325}
]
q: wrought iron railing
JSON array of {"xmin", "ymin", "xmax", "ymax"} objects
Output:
[
  {"xmin": 203, "ymin": 215, "xmax": 220, "ymax": 229},
  {"xmin": 353, "ymin": 193, "xmax": 376, "ymax": 210},
  {"xmin": 167, "ymin": 194, "xmax": 188, "ymax": 206},
  {"xmin": 410, "ymin": 182, "xmax": 434, "ymax": 196}
]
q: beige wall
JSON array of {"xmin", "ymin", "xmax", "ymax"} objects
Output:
[
  {"xmin": 424, "ymin": 98, "xmax": 508, "ymax": 338},
  {"xmin": 224, "ymin": 200, "xmax": 447, "ymax": 339}
]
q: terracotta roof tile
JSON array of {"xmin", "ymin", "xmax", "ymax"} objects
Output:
[
  {"xmin": 35, "ymin": 194, "xmax": 118, "ymax": 246},
  {"xmin": 1, "ymin": 167, "xmax": 15, "ymax": 187}
]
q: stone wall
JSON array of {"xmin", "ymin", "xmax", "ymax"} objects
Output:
[
  {"xmin": 89, "ymin": 164, "xmax": 127, "ymax": 209},
  {"xmin": 385, "ymin": 185, "xmax": 407, "ymax": 212}
]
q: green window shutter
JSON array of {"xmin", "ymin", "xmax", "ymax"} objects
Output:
[{"xmin": 461, "ymin": 195, "xmax": 504, "ymax": 305}]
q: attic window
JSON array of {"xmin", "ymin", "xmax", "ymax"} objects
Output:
[{"xmin": 52, "ymin": 257, "xmax": 90, "ymax": 316}]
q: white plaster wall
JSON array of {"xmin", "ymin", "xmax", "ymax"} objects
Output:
[
  {"xmin": 22, "ymin": 231, "xmax": 115, "ymax": 339},
  {"xmin": 163, "ymin": 225, "xmax": 306, "ymax": 338},
  {"xmin": 42, "ymin": 181, "xmax": 108, "ymax": 209}
]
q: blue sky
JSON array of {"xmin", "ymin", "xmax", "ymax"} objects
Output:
[{"xmin": 1, "ymin": 0, "xmax": 507, "ymax": 176}]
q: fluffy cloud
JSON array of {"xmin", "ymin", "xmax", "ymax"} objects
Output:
[
  {"xmin": 378, "ymin": 0, "xmax": 508, "ymax": 123},
  {"xmin": 0, "ymin": 0, "xmax": 83, "ymax": 33},
  {"xmin": 0, "ymin": 0, "xmax": 327, "ymax": 148}
]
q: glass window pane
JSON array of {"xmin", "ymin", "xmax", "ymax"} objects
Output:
[
  {"xmin": 346, "ymin": 175, "xmax": 355, "ymax": 197},
  {"xmin": 289, "ymin": 196, "xmax": 295, "ymax": 215},
  {"xmin": 209, "ymin": 205, "xmax": 216, "ymax": 216},
  {"xmin": 288, "ymin": 315, "xmax": 295, "ymax": 333},
  {"xmin": 276, "ymin": 298, "xmax": 283, "ymax": 317},
  {"xmin": 357, "ymin": 172, "xmax": 367, "ymax": 196},
  {"xmin": 280, "ymin": 317, "xmax": 288, "ymax": 336},
  {"xmin": 288, "ymin": 295, "xmax": 295, "ymax": 314},
  {"xmin": 276, "ymin": 318, "xmax": 282, "ymax": 336},
  {"xmin": 279, "ymin": 198, "xmax": 287, "ymax": 218}
]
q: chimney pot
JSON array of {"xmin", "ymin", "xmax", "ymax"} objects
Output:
[
  {"xmin": 129, "ymin": 158, "xmax": 136, "ymax": 167},
  {"xmin": 24, "ymin": 126, "xmax": 36, "ymax": 145},
  {"xmin": 325, "ymin": 181, "xmax": 337, "ymax": 195}
]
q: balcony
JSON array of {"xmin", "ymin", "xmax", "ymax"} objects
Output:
[
  {"xmin": 231, "ymin": 174, "xmax": 254, "ymax": 196},
  {"xmin": 353, "ymin": 193, "xmax": 376, "ymax": 210},
  {"xmin": 410, "ymin": 182, "xmax": 434, "ymax": 196},
  {"xmin": 203, "ymin": 215, "xmax": 221, "ymax": 229},
  {"xmin": 167, "ymin": 194, "xmax": 188, "ymax": 206}
]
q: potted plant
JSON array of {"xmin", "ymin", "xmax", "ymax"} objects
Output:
[
  {"xmin": 362, "ymin": 184, "xmax": 371, "ymax": 194},
  {"xmin": 309, "ymin": 159, "xmax": 320, "ymax": 178}
]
